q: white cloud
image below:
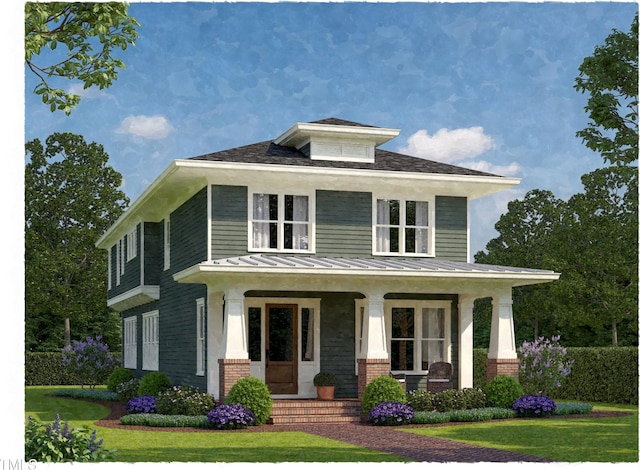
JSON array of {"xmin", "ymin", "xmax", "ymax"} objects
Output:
[
  {"xmin": 398, "ymin": 127, "xmax": 495, "ymax": 163},
  {"xmin": 68, "ymin": 83, "xmax": 107, "ymax": 99},
  {"xmin": 459, "ymin": 160, "xmax": 521, "ymax": 177},
  {"xmin": 116, "ymin": 115, "xmax": 174, "ymax": 140}
]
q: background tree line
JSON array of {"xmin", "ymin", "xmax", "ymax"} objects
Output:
[{"xmin": 474, "ymin": 14, "xmax": 638, "ymax": 348}]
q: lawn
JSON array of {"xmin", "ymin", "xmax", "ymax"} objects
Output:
[
  {"xmin": 25, "ymin": 386, "xmax": 407, "ymax": 463},
  {"xmin": 402, "ymin": 402, "xmax": 639, "ymax": 462}
]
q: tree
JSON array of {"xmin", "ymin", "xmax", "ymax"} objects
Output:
[
  {"xmin": 574, "ymin": 13, "xmax": 638, "ymax": 166},
  {"xmin": 549, "ymin": 166, "xmax": 638, "ymax": 346},
  {"xmin": 475, "ymin": 190, "xmax": 566, "ymax": 344},
  {"xmin": 25, "ymin": 133, "xmax": 129, "ymax": 350},
  {"xmin": 25, "ymin": 2, "xmax": 140, "ymax": 114}
]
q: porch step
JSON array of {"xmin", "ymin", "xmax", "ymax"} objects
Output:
[{"xmin": 268, "ymin": 399, "xmax": 365, "ymax": 425}]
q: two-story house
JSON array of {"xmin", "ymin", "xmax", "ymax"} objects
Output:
[{"xmin": 96, "ymin": 118, "xmax": 559, "ymax": 401}]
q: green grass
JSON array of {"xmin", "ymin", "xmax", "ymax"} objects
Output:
[
  {"xmin": 402, "ymin": 402, "xmax": 639, "ymax": 462},
  {"xmin": 25, "ymin": 386, "xmax": 407, "ymax": 463}
]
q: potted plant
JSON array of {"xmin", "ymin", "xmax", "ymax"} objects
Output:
[{"xmin": 313, "ymin": 372, "xmax": 336, "ymax": 400}]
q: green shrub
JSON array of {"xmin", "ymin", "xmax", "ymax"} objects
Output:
[
  {"xmin": 473, "ymin": 348, "xmax": 488, "ymax": 389},
  {"xmin": 448, "ymin": 408, "xmax": 494, "ymax": 422},
  {"xmin": 107, "ymin": 367, "xmax": 134, "ymax": 393},
  {"xmin": 486, "ymin": 407, "xmax": 517, "ymax": 419},
  {"xmin": 410, "ymin": 411, "xmax": 451, "ymax": 424},
  {"xmin": 432, "ymin": 389, "xmax": 465, "ymax": 412},
  {"xmin": 361, "ymin": 376, "xmax": 406, "ymax": 414},
  {"xmin": 485, "ymin": 375, "xmax": 524, "ymax": 409},
  {"xmin": 25, "ymin": 414, "xmax": 114, "ymax": 462},
  {"xmin": 25, "ymin": 352, "xmax": 77, "ymax": 386},
  {"xmin": 137, "ymin": 371, "xmax": 171, "ymax": 397},
  {"xmin": 406, "ymin": 389, "xmax": 434, "ymax": 411},
  {"xmin": 116, "ymin": 378, "xmax": 140, "ymax": 401},
  {"xmin": 554, "ymin": 402, "xmax": 593, "ymax": 415},
  {"xmin": 156, "ymin": 385, "xmax": 216, "ymax": 416},
  {"xmin": 224, "ymin": 377, "xmax": 273, "ymax": 425},
  {"xmin": 120, "ymin": 413, "xmax": 211, "ymax": 428},
  {"xmin": 460, "ymin": 387, "xmax": 487, "ymax": 409}
]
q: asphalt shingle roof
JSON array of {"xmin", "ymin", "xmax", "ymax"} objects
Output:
[{"xmin": 188, "ymin": 118, "xmax": 498, "ymax": 177}]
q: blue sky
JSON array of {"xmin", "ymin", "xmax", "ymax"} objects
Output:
[{"xmin": 21, "ymin": 1, "xmax": 638, "ymax": 257}]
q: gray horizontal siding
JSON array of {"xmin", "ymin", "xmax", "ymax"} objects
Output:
[
  {"xmin": 316, "ymin": 190, "xmax": 372, "ymax": 258},
  {"xmin": 211, "ymin": 185, "xmax": 249, "ymax": 259},
  {"xmin": 435, "ymin": 196, "xmax": 467, "ymax": 262},
  {"xmin": 143, "ymin": 222, "xmax": 162, "ymax": 286},
  {"xmin": 108, "ymin": 223, "xmax": 141, "ymax": 299},
  {"xmin": 171, "ymin": 188, "xmax": 208, "ymax": 272}
]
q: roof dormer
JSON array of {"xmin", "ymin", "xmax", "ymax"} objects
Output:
[{"xmin": 274, "ymin": 118, "xmax": 400, "ymax": 163}]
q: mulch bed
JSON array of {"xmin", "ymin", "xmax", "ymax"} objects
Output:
[{"xmin": 92, "ymin": 399, "xmax": 631, "ymax": 433}]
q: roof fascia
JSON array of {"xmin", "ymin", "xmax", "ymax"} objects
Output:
[{"xmin": 274, "ymin": 122, "xmax": 401, "ymax": 148}]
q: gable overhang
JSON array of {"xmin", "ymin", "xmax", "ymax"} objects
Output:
[
  {"xmin": 274, "ymin": 122, "xmax": 401, "ymax": 148},
  {"xmin": 173, "ymin": 255, "xmax": 559, "ymax": 293},
  {"xmin": 96, "ymin": 159, "xmax": 519, "ymax": 249}
]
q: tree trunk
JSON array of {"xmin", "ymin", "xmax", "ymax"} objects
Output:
[
  {"xmin": 612, "ymin": 319, "xmax": 618, "ymax": 347},
  {"xmin": 64, "ymin": 317, "xmax": 71, "ymax": 347}
]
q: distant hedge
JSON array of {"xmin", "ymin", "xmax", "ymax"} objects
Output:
[
  {"xmin": 25, "ymin": 351, "xmax": 122, "ymax": 386},
  {"xmin": 473, "ymin": 347, "xmax": 638, "ymax": 404}
]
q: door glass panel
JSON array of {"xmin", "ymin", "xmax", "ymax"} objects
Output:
[
  {"xmin": 248, "ymin": 307, "xmax": 261, "ymax": 361},
  {"xmin": 301, "ymin": 308, "xmax": 314, "ymax": 361},
  {"xmin": 268, "ymin": 307, "xmax": 293, "ymax": 361}
]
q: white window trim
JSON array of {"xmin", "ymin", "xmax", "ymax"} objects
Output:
[
  {"xmin": 126, "ymin": 226, "xmax": 137, "ymax": 262},
  {"xmin": 107, "ymin": 245, "xmax": 113, "ymax": 290},
  {"xmin": 247, "ymin": 188, "xmax": 316, "ymax": 253},
  {"xmin": 164, "ymin": 217, "xmax": 170, "ymax": 271},
  {"xmin": 196, "ymin": 298, "xmax": 206, "ymax": 376},
  {"xmin": 142, "ymin": 311, "xmax": 159, "ymax": 371},
  {"xmin": 372, "ymin": 194, "xmax": 435, "ymax": 257},
  {"xmin": 123, "ymin": 316, "xmax": 137, "ymax": 369},
  {"xmin": 384, "ymin": 300, "xmax": 451, "ymax": 374}
]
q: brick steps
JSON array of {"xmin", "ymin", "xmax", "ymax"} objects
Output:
[{"xmin": 268, "ymin": 399, "xmax": 366, "ymax": 425}]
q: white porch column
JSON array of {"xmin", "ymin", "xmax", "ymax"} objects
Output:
[
  {"xmin": 458, "ymin": 294, "xmax": 476, "ymax": 389},
  {"xmin": 207, "ymin": 291, "xmax": 224, "ymax": 395},
  {"xmin": 222, "ymin": 288, "xmax": 248, "ymax": 359},
  {"xmin": 363, "ymin": 290, "xmax": 387, "ymax": 359},
  {"xmin": 488, "ymin": 287, "xmax": 517, "ymax": 360}
]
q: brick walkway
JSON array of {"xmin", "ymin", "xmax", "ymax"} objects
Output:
[{"xmin": 288, "ymin": 422, "xmax": 553, "ymax": 462}]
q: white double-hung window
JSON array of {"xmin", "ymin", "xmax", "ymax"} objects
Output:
[
  {"xmin": 250, "ymin": 191, "xmax": 312, "ymax": 252},
  {"xmin": 196, "ymin": 298, "xmax": 205, "ymax": 376},
  {"xmin": 374, "ymin": 197, "xmax": 433, "ymax": 255},
  {"xmin": 123, "ymin": 316, "xmax": 137, "ymax": 369},
  {"xmin": 385, "ymin": 301, "xmax": 450, "ymax": 373},
  {"xmin": 142, "ymin": 311, "xmax": 159, "ymax": 371}
]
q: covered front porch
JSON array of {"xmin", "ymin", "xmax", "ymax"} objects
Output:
[{"xmin": 174, "ymin": 254, "xmax": 559, "ymax": 401}]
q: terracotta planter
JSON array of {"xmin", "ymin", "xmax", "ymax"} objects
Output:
[{"xmin": 316, "ymin": 385, "xmax": 335, "ymax": 400}]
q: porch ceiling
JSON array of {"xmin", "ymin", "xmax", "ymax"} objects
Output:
[{"xmin": 174, "ymin": 254, "xmax": 560, "ymax": 289}]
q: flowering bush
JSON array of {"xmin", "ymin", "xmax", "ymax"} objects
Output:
[
  {"xmin": 117, "ymin": 378, "xmax": 140, "ymax": 402},
  {"xmin": 156, "ymin": 385, "xmax": 216, "ymax": 416},
  {"xmin": 25, "ymin": 414, "xmax": 113, "ymax": 462},
  {"xmin": 126, "ymin": 395, "xmax": 156, "ymax": 414},
  {"xmin": 368, "ymin": 401, "xmax": 414, "ymax": 426},
  {"xmin": 519, "ymin": 336, "xmax": 574, "ymax": 395},
  {"xmin": 406, "ymin": 389, "xmax": 434, "ymax": 411},
  {"xmin": 61, "ymin": 336, "xmax": 118, "ymax": 388},
  {"xmin": 512, "ymin": 394, "xmax": 556, "ymax": 418},
  {"xmin": 207, "ymin": 404, "xmax": 255, "ymax": 430}
]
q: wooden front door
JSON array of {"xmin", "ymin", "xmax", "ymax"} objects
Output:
[{"xmin": 265, "ymin": 304, "xmax": 298, "ymax": 394}]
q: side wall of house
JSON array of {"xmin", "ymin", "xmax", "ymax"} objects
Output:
[
  {"xmin": 435, "ymin": 196, "xmax": 467, "ymax": 262},
  {"xmin": 158, "ymin": 187, "xmax": 208, "ymax": 389},
  {"xmin": 108, "ymin": 222, "xmax": 142, "ymax": 299},
  {"xmin": 316, "ymin": 190, "xmax": 372, "ymax": 257},
  {"xmin": 211, "ymin": 184, "xmax": 249, "ymax": 259}
]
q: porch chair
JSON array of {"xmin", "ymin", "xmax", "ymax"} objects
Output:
[{"xmin": 427, "ymin": 361, "xmax": 453, "ymax": 394}]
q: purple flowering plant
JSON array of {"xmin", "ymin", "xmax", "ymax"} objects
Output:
[
  {"xmin": 518, "ymin": 335, "xmax": 574, "ymax": 395},
  {"xmin": 126, "ymin": 395, "xmax": 156, "ymax": 414},
  {"xmin": 512, "ymin": 394, "xmax": 556, "ymax": 418},
  {"xmin": 368, "ymin": 401, "xmax": 415, "ymax": 426},
  {"xmin": 61, "ymin": 335, "xmax": 119, "ymax": 389},
  {"xmin": 207, "ymin": 404, "xmax": 255, "ymax": 430}
]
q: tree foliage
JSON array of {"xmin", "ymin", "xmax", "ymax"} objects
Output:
[
  {"xmin": 25, "ymin": 2, "xmax": 140, "ymax": 114},
  {"xmin": 25, "ymin": 133, "xmax": 129, "ymax": 351},
  {"xmin": 574, "ymin": 13, "xmax": 638, "ymax": 165}
]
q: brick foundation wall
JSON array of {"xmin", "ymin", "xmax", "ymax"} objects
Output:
[
  {"xmin": 357, "ymin": 358, "xmax": 390, "ymax": 399},
  {"xmin": 219, "ymin": 359, "xmax": 251, "ymax": 401},
  {"xmin": 486, "ymin": 358, "xmax": 520, "ymax": 383}
]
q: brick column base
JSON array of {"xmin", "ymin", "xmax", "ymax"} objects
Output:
[
  {"xmin": 357, "ymin": 358, "xmax": 390, "ymax": 399},
  {"xmin": 219, "ymin": 359, "xmax": 251, "ymax": 402},
  {"xmin": 486, "ymin": 358, "xmax": 520, "ymax": 384}
]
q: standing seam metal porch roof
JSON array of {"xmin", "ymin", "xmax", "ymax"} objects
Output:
[{"xmin": 173, "ymin": 254, "xmax": 560, "ymax": 285}]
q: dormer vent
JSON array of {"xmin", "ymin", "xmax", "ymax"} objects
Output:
[{"xmin": 274, "ymin": 121, "xmax": 400, "ymax": 163}]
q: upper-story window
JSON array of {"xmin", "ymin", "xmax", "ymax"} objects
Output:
[
  {"xmin": 374, "ymin": 197, "xmax": 434, "ymax": 256},
  {"xmin": 250, "ymin": 192, "xmax": 312, "ymax": 252},
  {"xmin": 126, "ymin": 227, "xmax": 137, "ymax": 262}
]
